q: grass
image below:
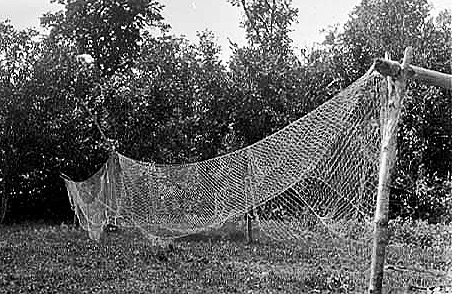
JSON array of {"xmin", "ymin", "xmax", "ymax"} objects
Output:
[{"xmin": 0, "ymin": 221, "xmax": 450, "ymax": 294}]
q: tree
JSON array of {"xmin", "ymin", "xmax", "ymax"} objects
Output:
[
  {"xmin": 0, "ymin": 0, "xmax": 172, "ymax": 222},
  {"xmin": 101, "ymin": 31, "xmax": 233, "ymax": 163},
  {"xmin": 41, "ymin": 0, "xmax": 167, "ymax": 77},
  {"xmin": 0, "ymin": 18, "xmax": 113, "ymax": 222},
  {"xmin": 229, "ymin": 0, "xmax": 297, "ymax": 52},
  {"xmin": 0, "ymin": 21, "xmax": 44, "ymax": 223},
  {"xmin": 0, "ymin": 2, "xmax": 236, "ymax": 222},
  {"xmin": 228, "ymin": 0, "xmax": 306, "ymax": 145},
  {"xmin": 323, "ymin": 0, "xmax": 452, "ymax": 221}
]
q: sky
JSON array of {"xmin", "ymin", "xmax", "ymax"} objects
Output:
[{"xmin": 0, "ymin": 0, "xmax": 450, "ymax": 61}]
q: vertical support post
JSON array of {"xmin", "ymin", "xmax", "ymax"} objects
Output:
[
  {"xmin": 245, "ymin": 149, "xmax": 255, "ymax": 244},
  {"xmin": 368, "ymin": 48, "xmax": 412, "ymax": 294},
  {"xmin": 246, "ymin": 211, "xmax": 253, "ymax": 243},
  {"xmin": 0, "ymin": 182, "xmax": 8, "ymax": 224},
  {"xmin": 110, "ymin": 152, "xmax": 119, "ymax": 226},
  {"xmin": 0, "ymin": 189, "xmax": 9, "ymax": 224}
]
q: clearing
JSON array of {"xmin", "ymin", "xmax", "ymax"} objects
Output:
[{"xmin": 0, "ymin": 222, "xmax": 448, "ymax": 293}]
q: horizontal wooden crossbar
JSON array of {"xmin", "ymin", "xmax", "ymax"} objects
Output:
[{"xmin": 374, "ymin": 58, "xmax": 452, "ymax": 90}]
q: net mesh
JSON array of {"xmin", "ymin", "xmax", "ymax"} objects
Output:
[
  {"xmin": 65, "ymin": 70, "xmax": 380, "ymax": 240},
  {"xmin": 63, "ymin": 69, "xmax": 450, "ymax": 291}
]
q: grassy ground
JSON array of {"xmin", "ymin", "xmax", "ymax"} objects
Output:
[{"xmin": 0, "ymin": 222, "xmax": 450, "ymax": 294}]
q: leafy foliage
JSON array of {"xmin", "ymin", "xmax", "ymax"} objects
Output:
[
  {"xmin": 389, "ymin": 217, "xmax": 452, "ymax": 248},
  {"xmin": 320, "ymin": 0, "xmax": 452, "ymax": 222},
  {"xmin": 228, "ymin": 0, "xmax": 298, "ymax": 49},
  {"xmin": 0, "ymin": 0, "xmax": 450, "ymax": 224},
  {"xmin": 228, "ymin": 0, "xmax": 309, "ymax": 145},
  {"xmin": 0, "ymin": 21, "xmax": 51, "ymax": 222},
  {"xmin": 41, "ymin": 0, "xmax": 167, "ymax": 77},
  {"xmin": 101, "ymin": 31, "xmax": 233, "ymax": 163}
]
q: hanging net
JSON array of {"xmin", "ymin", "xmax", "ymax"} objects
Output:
[{"xmin": 63, "ymin": 68, "xmax": 450, "ymax": 292}]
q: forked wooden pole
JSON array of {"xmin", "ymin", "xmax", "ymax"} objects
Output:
[
  {"xmin": 369, "ymin": 47, "xmax": 413, "ymax": 294},
  {"xmin": 374, "ymin": 56, "xmax": 452, "ymax": 89}
]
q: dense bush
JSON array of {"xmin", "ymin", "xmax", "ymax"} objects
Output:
[
  {"xmin": 388, "ymin": 217, "xmax": 452, "ymax": 247},
  {"xmin": 0, "ymin": 0, "xmax": 451, "ymax": 223}
]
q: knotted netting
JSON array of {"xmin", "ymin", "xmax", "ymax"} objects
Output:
[
  {"xmin": 63, "ymin": 68, "xmax": 450, "ymax": 291},
  {"xmin": 65, "ymin": 70, "xmax": 382, "ymax": 242}
]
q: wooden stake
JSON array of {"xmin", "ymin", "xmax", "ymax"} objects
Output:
[
  {"xmin": 368, "ymin": 48, "xmax": 413, "ymax": 294},
  {"xmin": 245, "ymin": 149, "xmax": 255, "ymax": 243},
  {"xmin": 0, "ymin": 191, "xmax": 8, "ymax": 224},
  {"xmin": 246, "ymin": 211, "xmax": 253, "ymax": 243}
]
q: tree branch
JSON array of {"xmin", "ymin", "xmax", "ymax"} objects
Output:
[
  {"xmin": 240, "ymin": 0, "xmax": 264, "ymax": 45},
  {"xmin": 73, "ymin": 92, "xmax": 114, "ymax": 151},
  {"xmin": 256, "ymin": 14, "xmax": 271, "ymax": 36}
]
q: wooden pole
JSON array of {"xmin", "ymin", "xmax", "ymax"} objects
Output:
[
  {"xmin": 374, "ymin": 58, "xmax": 452, "ymax": 90},
  {"xmin": 246, "ymin": 211, "xmax": 253, "ymax": 243},
  {"xmin": 0, "ymin": 149, "xmax": 10, "ymax": 223},
  {"xmin": 0, "ymin": 183, "xmax": 8, "ymax": 224},
  {"xmin": 368, "ymin": 48, "xmax": 413, "ymax": 294},
  {"xmin": 245, "ymin": 149, "xmax": 255, "ymax": 244}
]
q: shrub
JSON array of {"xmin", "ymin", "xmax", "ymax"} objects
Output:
[{"xmin": 388, "ymin": 217, "xmax": 452, "ymax": 248}]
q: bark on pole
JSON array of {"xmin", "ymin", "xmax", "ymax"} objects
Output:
[
  {"xmin": 374, "ymin": 58, "xmax": 452, "ymax": 90},
  {"xmin": 368, "ymin": 47, "xmax": 413, "ymax": 294}
]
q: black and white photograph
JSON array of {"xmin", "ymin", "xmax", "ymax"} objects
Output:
[{"xmin": 0, "ymin": 0, "xmax": 451, "ymax": 293}]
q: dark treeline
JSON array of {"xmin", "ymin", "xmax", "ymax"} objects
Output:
[{"xmin": 0, "ymin": 0, "xmax": 451, "ymax": 223}]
